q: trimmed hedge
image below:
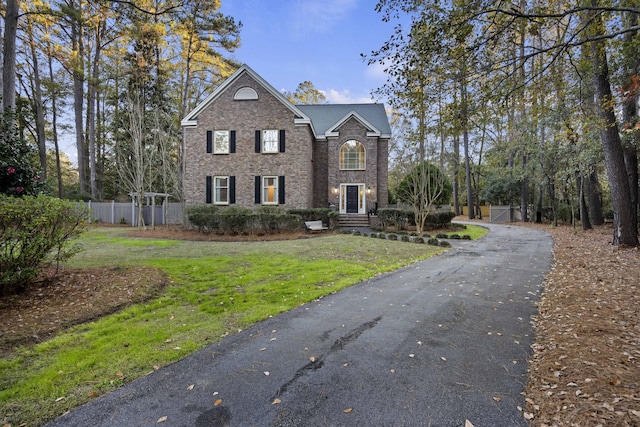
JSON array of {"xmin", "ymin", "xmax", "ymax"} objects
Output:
[
  {"xmin": 377, "ymin": 208, "xmax": 456, "ymax": 230},
  {"xmin": 185, "ymin": 205, "xmax": 307, "ymax": 235},
  {"xmin": 184, "ymin": 205, "xmax": 221, "ymax": 232}
]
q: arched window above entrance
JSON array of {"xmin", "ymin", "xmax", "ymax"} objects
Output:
[{"xmin": 339, "ymin": 140, "xmax": 365, "ymax": 170}]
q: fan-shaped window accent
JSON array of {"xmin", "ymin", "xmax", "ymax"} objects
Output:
[
  {"xmin": 340, "ymin": 140, "xmax": 365, "ymax": 170},
  {"xmin": 234, "ymin": 87, "xmax": 258, "ymax": 100}
]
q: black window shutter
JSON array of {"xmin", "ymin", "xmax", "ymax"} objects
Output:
[
  {"xmin": 229, "ymin": 176, "xmax": 236, "ymax": 204},
  {"xmin": 255, "ymin": 130, "xmax": 261, "ymax": 153},
  {"xmin": 278, "ymin": 176, "xmax": 285, "ymax": 204},
  {"xmin": 206, "ymin": 176, "xmax": 212, "ymax": 203},
  {"xmin": 206, "ymin": 130, "xmax": 213, "ymax": 153},
  {"xmin": 279, "ymin": 130, "xmax": 286, "ymax": 153},
  {"xmin": 230, "ymin": 131, "xmax": 236, "ymax": 153},
  {"xmin": 254, "ymin": 176, "xmax": 261, "ymax": 203}
]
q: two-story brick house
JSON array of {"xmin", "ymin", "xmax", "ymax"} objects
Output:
[{"xmin": 181, "ymin": 64, "xmax": 390, "ymax": 222}]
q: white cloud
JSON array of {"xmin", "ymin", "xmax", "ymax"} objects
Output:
[
  {"xmin": 365, "ymin": 61, "xmax": 388, "ymax": 82},
  {"xmin": 289, "ymin": 0, "xmax": 358, "ymax": 38},
  {"xmin": 323, "ymin": 88, "xmax": 374, "ymax": 104}
]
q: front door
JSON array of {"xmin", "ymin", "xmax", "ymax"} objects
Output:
[{"xmin": 346, "ymin": 185, "xmax": 359, "ymax": 213}]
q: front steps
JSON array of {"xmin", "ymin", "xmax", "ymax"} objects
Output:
[{"xmin": 337, "ymin": 214, "xmax": 370, "ymax": 229}]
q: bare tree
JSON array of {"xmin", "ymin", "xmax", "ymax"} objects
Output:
[
  {"xmin": 397, "ymin": 160, "xmax": 450, "ymax": 234},
  {"xmin": 117, "ymin": 96, "xmax": 151, "ymax": 229}
]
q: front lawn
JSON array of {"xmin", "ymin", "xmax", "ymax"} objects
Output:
[{"xmin": 0, "ymin": 227, "xmax": 459, "ymax": 426}]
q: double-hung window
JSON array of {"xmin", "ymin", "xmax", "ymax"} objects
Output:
[
  {"xmin": 262, "ymin": 176, "xmax": 278, "ymax": 204},
  {"xmin": 214, "ymin": 130, "xmax": 230, "ymax": 154},
  {"xmin": 262, "ymin": 130, "xmax": 279, "ymax": 153},
  {"xmin": 214, "ymin": 176, "xmax": 229, "ymax": 204}
]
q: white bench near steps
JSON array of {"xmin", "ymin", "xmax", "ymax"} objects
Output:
[{"xmin": 304, "ymin": 220, "xmax": 328, "ymax": 233}]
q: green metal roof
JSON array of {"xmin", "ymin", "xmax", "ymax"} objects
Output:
[{"xmin": 297, "ymin": 103, "xmax": 391, "ymax": 138}]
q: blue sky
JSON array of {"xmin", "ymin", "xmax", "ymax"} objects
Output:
[
  {"xmin": 219, "ymin": 0, "xmax": 400, "ymax": 103},
  {"xmin": 62, "ymin": 1, "xmax": 400, "ymax": 164}
]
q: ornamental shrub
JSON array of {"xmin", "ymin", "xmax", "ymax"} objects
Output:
[
  {"xmin": 218, "ymin": 206, "xmax": 253, "ymax": 234},
  {"xmin": 426, "ymin": 211, "xmax": 456, "ymax": 227},
  {"xmin": 377, "ymin": 208, "xmax": 407, "ymax": 229},
  {"xmin": 185, "ymin": 205, "xmax": 220, "ymax": 232},
  {"xmin": 0, "ymin": 109, "xmax": 46, "ymax": 196},
  {"xmin": 0, "ymin": 195, "xmax": 90, "ymax": 295},
  {"xmin": 256, "ymin": 206, "xmax": 300, "ymax": 233}
]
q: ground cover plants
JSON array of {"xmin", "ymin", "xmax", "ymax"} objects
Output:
[{"xmin": 0, "ymin": 227, "xmax": 444, "ymax": 426}]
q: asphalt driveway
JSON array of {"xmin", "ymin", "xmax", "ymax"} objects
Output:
[{"xmin": 46, "ymin": 222, "xmax": 553, "ymax": 427}]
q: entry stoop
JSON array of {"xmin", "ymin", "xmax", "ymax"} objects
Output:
[{"xmin": 337, "ymin": 214, "xmax": 370, "ymax": 229}]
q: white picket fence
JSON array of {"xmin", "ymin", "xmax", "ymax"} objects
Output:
[{"xmin": 83, "ymin": 200, "xmax": 183, "ymax": 226}]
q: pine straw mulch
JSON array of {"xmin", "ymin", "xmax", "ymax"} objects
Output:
[
  {"xmin": 0, "ymin": 266, "xmax": 168, "ymax": 356},
  {"xmin": 521, "ymin": 222, "xmax": 640, "ymax": 426}
]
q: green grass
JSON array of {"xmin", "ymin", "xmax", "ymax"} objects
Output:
[
  {"xmin": 0, "ymin": 228, "xmax": 446, "ymax": 426},
  {"xmin": 451, "ymin": 224, "xmax": 488, "ymax": 240}
]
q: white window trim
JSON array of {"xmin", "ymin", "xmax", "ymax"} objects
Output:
[
  {"xmin": 339, "ymin": 140, "xmax": 366, "ymax": 170},
  {"xmin": 214, "ymin": 130, "xmax": 230, "ymax": 154},
  {"xmin": 262, "ymin": 129, "xmax": 279, "ymax": 154},
  {"xmin": 262, "ymin": 176, "xmax": 279, "ymax": 205},
  {"xmin": 214, "ymin": 176, "xmax": 229, "ymax": 205}
]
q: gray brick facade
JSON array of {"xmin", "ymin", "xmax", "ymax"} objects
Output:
[{"xmin": 182, "ymin": 65, "xmax": 390, "ymax": 214}]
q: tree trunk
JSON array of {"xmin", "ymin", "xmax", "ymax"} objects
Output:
[
  {"xmin": 591, "ymin": 13, "xmax": 638, "ymax": 246},
  {"xmin": 622, "ymin": 11, "xmax": 639, "ymax": 233},
  {"xmin": 88, "ymin": 19, "xmax": 105, "ymax": 200},
  {"xmin": 48, "ymin": 53, "xmax": 64, "ymax": 198},
  {"xmin": 71, "ymin": 8, "xmax": 89, "ymax": 194},
  {"xmin": 586, "ymin": 170, "xmax": 604, "ymax": 225},
  {"xmin": 2, "ymin": 0, "xmax": 20, "ymax": 112},
  {"xmin": 26, "ymin": 22, "xmax": 47, "ymax": 177},
  {"xmin": 521, "ymin": 155, "xmax": 528, "ymax": 222},
  {"xmin": 548, "ymin": 180, "xmax": 558, "ymax": 227},
  {"xmin": 460, "ymin": 70, "xmax": 474, "ymax": 220},
  {"xmin": 577, "ymin": 173, "xmax": 592, "ymax": 230},
  {"xmin": 453, "ymin": 133, "xmax": 460, "ymax": 216},
  {"xmin": 517, "ymin": 2, "xmax": 528, "ymax": 223}
]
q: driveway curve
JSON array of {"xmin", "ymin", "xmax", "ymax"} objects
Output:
[{"xmin": 46, "ymin": 222, "xmax": 553, "ymax": 427}]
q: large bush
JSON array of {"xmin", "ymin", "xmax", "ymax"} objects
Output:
[
  {"xmin": 377, "ymin": 208, "xmax": 408, "ymax": 229},
  {"xmin": 256, "ymin": 206, "xmax": 301, "ymax": 233},
  {"xmin": 0, "ymin": 195, "xmax": 90, "ymax": 295},
  {"xmin": 377, "ymin": 208, "xmax": 455, "ymax": 230},
  {"xmin": 186, "ymin": 205, "xmax": 304, "ymax": 234},
  {"xmin": 396, "ymin": 161, "xmax": 452, "ymax": 207},
  {"xmin": 218, "ymin": 206, "xmax": 253, "ymax": 234},
  {"xmin": 0, "ymin": 109, "xmax": 46, "ymax": 197},
  {"xmin": 185, "ymin": 205, "xmax": 221, "ymax": 232}
]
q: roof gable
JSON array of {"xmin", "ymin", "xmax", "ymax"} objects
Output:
[
  {"xmin": 297, "ymin": 104, "xmax": 391, "ymax": 140},
  {"xmin": 181, "ymin": 64, "xmax": 311, "ymax": 127}
]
